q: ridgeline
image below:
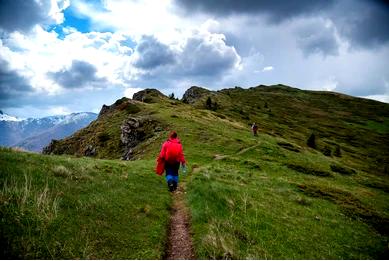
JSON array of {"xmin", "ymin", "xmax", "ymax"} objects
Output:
[{"xmin": 1, "ymin": 84, "xmax": 388, "ymax": 259}]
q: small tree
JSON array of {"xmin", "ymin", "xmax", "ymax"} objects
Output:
[
  {"xmin": 307, "ymin": 133, "xmax": 316, "ymax": 149},
  {"xmin": 334, "ymin": 144, "xmax": 342, "ymax": 157},
  {"xmin": 168, "ymin": 93, "xmax": 175, "ymax": 99},
  {"xmin": 322, "ymin": 146, "xmax": 332, "ymax": 156},
  {"xmin": 206, "ymin": 96, "xmax": 213, "ymax": 110},
  {"xmin": 213, "ymin": 101, "xmax": 218, "ymax": 111}
]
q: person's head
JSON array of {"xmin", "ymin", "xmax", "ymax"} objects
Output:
[{"xmin": 169, "ymin": 131, "xmax": 177, "ymax": 139}]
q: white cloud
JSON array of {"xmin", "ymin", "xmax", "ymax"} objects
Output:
[
  {"xmin": 73, "ymin": 0, "xmax": 197, "ymax": 39},
  {"xmin": 49, "ymin": 0, "xmax": 71, "ymax": 24},
  {"xmin": 47, "ymin": 105, "xmax": 72, "ymax": 115},
  {"xmin": 0, "ymin": 26, "xmax": 135, "ymax": 94},
  {"xmin": 262, "ymin": 66, "xmax": 273, "ymax": 72},
  {"xmin": 124, "ymin": 87, "xmax": 143, "ymax": 99},
  {"xmin": 361, "ymin": 95, "xmax": 389, "ymax": 104}
]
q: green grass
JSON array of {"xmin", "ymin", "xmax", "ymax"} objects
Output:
[
  {"xmin": 185, "ymin": 134, "xmax": 388, "ymax": 259},
  {"xmin": 0, "ymin": 148, "xmax": 171, "ymax": 259},
  {"xmin": 136, "ymin": 93, "xmax": 388, "ymax": 259},
  {"xmin": 2, "ymin": 85, "xmax": 389, "ymax": 259}
]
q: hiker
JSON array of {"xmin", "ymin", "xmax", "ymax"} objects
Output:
[
  {"xmin": 156, "ymin": 131, "xmax": 187, "ymax": 192},
  {"xmin": 251, "ymin": 122, "xmax": 258, "ymax": 136}
]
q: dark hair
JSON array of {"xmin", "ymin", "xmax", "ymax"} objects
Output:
[{"xmin": 169, "ymin": 131, "xmax": 177, "ymax": 139}]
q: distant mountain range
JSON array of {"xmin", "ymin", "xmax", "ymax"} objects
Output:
[{"xmin": 0, "ymin": 110, "xmax": 97, "ymax": 152}]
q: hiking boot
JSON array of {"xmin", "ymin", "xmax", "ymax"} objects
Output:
[
  {"xmin": 168, "ymin": 180, "xmax": 174, "ymax": 192},
  {"xmin": 172, "ymin": 181, "xmax": 178, "ymax": 191}
]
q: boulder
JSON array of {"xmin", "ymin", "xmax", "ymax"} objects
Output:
[
  {"xmin": 120, "ymin": 116, "xmax": 160, "ymax": 160},
  {"xmin": 84, "ymin": 144, "xmax": 96, "ymax": 157}
]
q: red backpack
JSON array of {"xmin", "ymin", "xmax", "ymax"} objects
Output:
[{"xmin": 165, "ymin": 140, "xmax": 182, "ymax": 163}]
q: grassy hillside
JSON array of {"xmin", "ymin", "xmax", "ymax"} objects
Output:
[
  {"xmin": 2, "ymin": 84, "xmax": 389, "ymax": 259},
  {"xmin": 0, "ymin": 148, "xmax": 170, "ymax": 259}
]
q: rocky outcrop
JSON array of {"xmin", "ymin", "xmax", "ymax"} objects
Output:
[
  {"xmin": 132, "ymin": 89, "xmax": 165, "ymax": 103},
  {"xmin": 182, "ymin": 86, "xmax": 211, "ymax": 104},
  {"xmin": 84, "ymin": 145, "xmax": 96, "ymax": 156},
  {"xmin": 120, "ymin": 116, "xmax": 162, "ymax": 160}
]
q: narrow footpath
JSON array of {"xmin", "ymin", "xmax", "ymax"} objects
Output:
[{"xmin": 165, "ymin": 185, "xmax": 195, "ymax": 260}]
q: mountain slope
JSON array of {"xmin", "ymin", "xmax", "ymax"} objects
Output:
[{"xmin": 3, "ymin": 84, "xmax": 389, "ymax": 259}]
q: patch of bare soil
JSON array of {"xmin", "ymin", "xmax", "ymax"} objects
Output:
[{"xmin": 165, "ymin": 186, "xmax": 195, "ymax": 260}]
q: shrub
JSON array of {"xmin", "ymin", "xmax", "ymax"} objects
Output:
[
  {"xmin": 322, "ymin": 146, "xmax": 332, "ymax": 156},
  {"xmin": 334, "ymin": 145, "xmax": 342, "ymax": 157},
  {"xmin": 307, "ymin": 133, "xmax": 316, "ymax": 149},
  {"xmin": 98, "ymin": 132, "xmax": 110, "ymax": 143},
  {"xmin": 52, "ymin": 165, "xmax": 71, "ymax": 177},
  {"xmin": 330, "ymin": 164, "xmax": 356, "ymax": 175}
]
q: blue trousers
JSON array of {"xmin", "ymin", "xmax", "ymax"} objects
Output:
[{"xmin": 165, "ymin": 161, "xmax": 180, "ymax": 191}]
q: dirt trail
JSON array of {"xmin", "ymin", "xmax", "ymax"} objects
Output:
[{"xmin": 165, "ymin": 186, "xmax": 195, "ymax": 260}]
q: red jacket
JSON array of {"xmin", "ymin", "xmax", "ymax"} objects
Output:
[{"xmin": 158, "ymin": 138, "xmax": 186, "ymax": 164}]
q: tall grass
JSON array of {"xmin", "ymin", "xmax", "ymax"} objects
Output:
[{"xmin": 0, "ymin": 148, "xmax": 171, "ymax": 259}]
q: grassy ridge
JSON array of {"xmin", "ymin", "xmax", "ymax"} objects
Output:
[
  {"xmin": 0, "ymin": 148, "xmax": 170, "ymax": 259},
  {"xmin": 131, "ymin": 92, "xmax": 389, "ymax": 259},
  {"xmin": 2, "ymin": 85, "xmax": 389, "ymax": 259}
]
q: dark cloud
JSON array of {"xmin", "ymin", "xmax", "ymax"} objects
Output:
[
  {"xmin": 331, "ymin": 0, "xmax": 389, "ymax": 48},
  {"xmin": 174, "ymin": 0, "xmax": 335, "ymax": 22},
  {"xmin": 178, "ymin": 34, "xmax": 239, "ymax": 77},
  {"xmin": 0, "ymin": 0, "xmax": 51, "ymax": 33},
  {"xmin": 0, "ymin": 59, "xmax": 34, "ymax": 107},
  {"xmin": 296, "ymin": 20, "xmax": 339, "ymax": 57},
  {"xmin": 175, "ymin": 0, "xmax": 389, "ymax": 49},
  {"xmin": 133, "ymin": 36, "xmax": 176, "ymax": 69},
  {"xmin": 126, "ymin": 31, "xmax": 240, "ymax": 92},
  {"xmin": 49, "ymin": 60, "xmax": 105, "ymax": 89}
]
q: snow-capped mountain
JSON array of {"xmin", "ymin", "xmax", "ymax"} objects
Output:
[
  {"xmin": 0, "ymin": 111, "xmax": 97, "ymax": 152},
  {"xmin": 0, "ymin": 110, "xmax": 24, "ymax": 122}
]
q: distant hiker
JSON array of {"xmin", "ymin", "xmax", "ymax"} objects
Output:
[
  {"xmin": 156, "ymin": 131, "xmax": 187, "ymax": 192},
  {"xmin": 251, "ymin": 123, "xmax": 258, "ymax": 136}
]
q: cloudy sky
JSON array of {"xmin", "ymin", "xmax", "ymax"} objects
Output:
[{"xmin": 0, "ymin": 0, "xmax": 388, "ymax": 118}]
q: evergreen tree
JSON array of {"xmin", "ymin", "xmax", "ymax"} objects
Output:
[
  {"xmin": 307, "ymin": 133, "xmax": 316, "ymax": 149},
  {"xmin": 206, "ymin": 97, "xmax": 212, "ymax": 110},
  {"xmin": 334, "ymin": 145, "xmax": 342, "ymax": 157},
  {"xmin": 323, "ymin": 146, "xmax": 332, "ymax": 156}
]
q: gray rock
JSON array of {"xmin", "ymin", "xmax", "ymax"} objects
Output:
[
  {"xmin": 84, "ymin": 144, "xmax": 96, "ymax": 156},
  {"xmin": 120, "ymin": 116, "xmax": 160, "ymax": 160}
]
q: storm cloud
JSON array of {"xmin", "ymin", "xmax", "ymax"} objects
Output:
[
  {"xmin": 130, "ymin": 30, "xmax": 240, "ymax": 87},
  {"xmin": 174, "ymin": 0, "xmax": 335, "ymax": 22},
  {"xmin": 295, "ymin": 19, "xmax": 339, "ymax": 57},
  {"xmin": 330, "ymin": 0, "xmax": 389, "ymax": 48},
  {"xmin": 0, "ymin": 0, "xmax": 68, "ymax": 33},
  {"xmin": 0, "ymin": 59, "xmax": 34, "ymax": 107},
  {"xmin": 133, "ymin": 36, "xmax": 176, "ymax": 69},
  {"xmin": 175, "ymin": 0, "xmax": 389, "ymax": 49},
  {"xmin": 49, "ymin": 60, "xmax": 105, "ymax": 89},
  {"xmin": 178, "ymin": 32, "xmax": 240, "ymax": 77}
]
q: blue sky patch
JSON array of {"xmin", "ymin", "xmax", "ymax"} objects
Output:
[{"xmin": 62, "ymin": 6, "xmax": 92, "ymax": 33}]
